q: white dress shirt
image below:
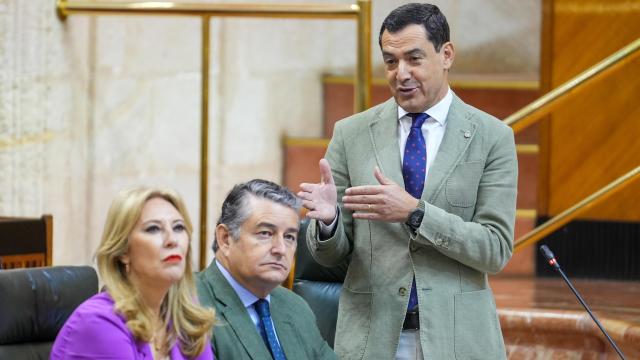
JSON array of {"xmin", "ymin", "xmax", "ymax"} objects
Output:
[{"xmin": 397, "ymin": 87, "xmax": 452, "ymax": 181}]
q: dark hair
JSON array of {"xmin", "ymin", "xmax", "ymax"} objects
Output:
[
  {"xmin": 378, "ymin": 3, "xmax": 450, "ymax": 52},
  {"xmin": 212, "ymin": 179, "xmax": 301, "ymax": 252}
]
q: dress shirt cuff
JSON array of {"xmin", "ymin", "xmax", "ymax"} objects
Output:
[{"xmin": 318, "ymin": 206, "xmax": 339, "ymax": 240}]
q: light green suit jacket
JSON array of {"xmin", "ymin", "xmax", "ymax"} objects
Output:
[
  {"xmin": 307, "ymin": 95, "xmax": 517, "ymax": 360},
  {"xmin": 195, "ymin": 263, "xmax": 337, "ymax": 360}
]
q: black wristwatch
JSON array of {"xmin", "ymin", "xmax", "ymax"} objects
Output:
[{"xmin": 405, "ymin": 201, "xmax": 425, "ymax": 231}]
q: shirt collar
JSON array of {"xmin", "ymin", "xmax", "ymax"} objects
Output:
[
  {"xmin": 216, "ymin": 260, "xmax": 270, "ymax": 308},
  {"xmin": 397, "ymin": 87, "xmax": 452, "ymax": 126}
]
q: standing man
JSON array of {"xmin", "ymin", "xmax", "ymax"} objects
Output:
[
  {"xmin": 196, "ymin": 179, "xmax": 337, "ymax": 360},
  {"xmin": 298, "ymin": 3, "xmax": 517, "ymax": 359}
]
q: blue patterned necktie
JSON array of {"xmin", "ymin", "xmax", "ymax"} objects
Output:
[
  {"xmin": 254, "ymin": 299, "xmax": 287, "ymax": 360},
  {"xmin": 403, "ymin": 112, "xmax": 428, "ymax": 312}
]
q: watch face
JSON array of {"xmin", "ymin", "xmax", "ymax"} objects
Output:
[{"xmin": 408, "ymin": 209, "xmax": 424, "ymax": 227}]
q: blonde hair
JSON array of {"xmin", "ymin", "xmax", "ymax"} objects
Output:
[{"xmin": 96, "ymin": 187, "xmax": 215, "ymax": 357}]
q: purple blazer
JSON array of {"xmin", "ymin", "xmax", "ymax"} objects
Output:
[{"xmin": 50, "ymin": 292, "xmax": 214, "ymax": 360}]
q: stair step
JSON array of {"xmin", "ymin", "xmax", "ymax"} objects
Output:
[
  {"xmin": 322, "ymin": 76, "xmax": 540, "ymax": 144},
  {"xmin": 491, "ymin": 278, "xmax": 640, "ymax": 357},
  {"xmin": 500, "ymin": 211, "xmax": 537, "ymax": 276},
  {"xmin": 517, "ymin": 149, "xmax": 538, "ymax": 209}
]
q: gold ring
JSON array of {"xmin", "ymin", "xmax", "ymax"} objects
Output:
[{"xmin": 368, "ymin": 204, "xmax": 372, "ymax": 210}]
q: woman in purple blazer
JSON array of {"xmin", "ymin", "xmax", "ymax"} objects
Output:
[{"xmin": 51, "ymin": 187, "xmax": 216, "ymax": 359}]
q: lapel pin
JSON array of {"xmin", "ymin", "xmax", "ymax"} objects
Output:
[{"xmin": 464, "ymin": 130, "xmax": 471, "ymax": 138}]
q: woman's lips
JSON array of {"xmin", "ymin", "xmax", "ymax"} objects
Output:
[{"xmin": 163, "ymin": 254, "xmax": 182, "ymax": 263}]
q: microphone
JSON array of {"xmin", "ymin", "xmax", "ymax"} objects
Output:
[{"xmin": 539, "ymin": 245, "xmax": 626, "ymax": 360}]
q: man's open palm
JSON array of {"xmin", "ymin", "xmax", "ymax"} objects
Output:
[{"xmin": 298, "ymin": 159, "xmax": 338, "ymax": 224}]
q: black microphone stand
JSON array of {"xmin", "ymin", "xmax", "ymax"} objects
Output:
[{"xmin": 539, "ymin": 245, "xmax": 626, "ymax": 360}]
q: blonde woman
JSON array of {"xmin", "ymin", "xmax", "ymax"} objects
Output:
[{"xmin": 51, "ymin": 187, "xmax": 215, "ymax": 359}]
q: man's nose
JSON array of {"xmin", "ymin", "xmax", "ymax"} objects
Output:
[
  {"xmin": 271, "ymin": 236, "xmax": 286, "ymax": 255},
  {"xmin": 396, "ymin": 61, "xmax": 411, "ymax": 82}
]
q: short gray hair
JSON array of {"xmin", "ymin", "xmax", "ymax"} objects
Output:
[{"xmin": 212, "ymin": 179, "xmax": 301, "ymax": 252}]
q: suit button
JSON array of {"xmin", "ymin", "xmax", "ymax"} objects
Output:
[
  {"xmin": 435, "ymin": 238, "xmax": 443, "ymax": 246},
  {"xmin": 398, "ymin": 287, "xmax": 408, "ymax": 296}
]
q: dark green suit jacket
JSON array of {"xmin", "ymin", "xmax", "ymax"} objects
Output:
[{"xmin": 195, "ymin": 263, "xmax": 337, "ymax": 360}]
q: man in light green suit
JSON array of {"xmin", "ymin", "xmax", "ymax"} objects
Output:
[
  {"xmin": 196, "ymin": 179, "xmax": 337, "ymax": 360},
  {"xmin": 298, "ymin": 3, "xmax": 517, "ymax": 359}
]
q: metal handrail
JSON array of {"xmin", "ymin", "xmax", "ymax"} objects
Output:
[
  {"xmin": 506, "ymin": 38, "xmax": 640, "ymax": 253},
  {"xmin": 57, "ymin": 1, "xmax": 363, "ymax": 18},
  {"xmin": 57, "ymin": 0, "xmax": 372, "ymax": 269},
  {"xmin": 514, "ymin": 166, "xmax": 640, "ymax": 252},
  {"xmin": 504, "ymin": 37, "xmax": 640, "ymax": 134}
]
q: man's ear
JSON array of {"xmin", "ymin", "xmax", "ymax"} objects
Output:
[
  {"xmin": 215, "ymin": 224, "xmax": 233, "ymax": 255},
  {"xmin": 441, "ymin": 42, "xmax": 455, "ymax": 70}
]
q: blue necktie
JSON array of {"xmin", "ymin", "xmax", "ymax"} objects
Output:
[
  {"xmin": 254, "ymin": 299, "xmax": 286, "ymax": 360},
  {"xmin": 403, "ymin": 113, "xmax": 428, "ymax": 312}
]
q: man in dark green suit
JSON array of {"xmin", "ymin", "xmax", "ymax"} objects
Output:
[
  {"xmin": 298, "ymin": 3, "xmax": 517, "ymax": 359},
  {"xmin": 195, "ymin": 179, "xmax": 337, "ymax": 360}
]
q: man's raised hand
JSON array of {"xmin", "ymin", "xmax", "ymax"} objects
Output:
[
  {"xmin": 298, "ymin": 159, "xmax": 338, "ymax": 224},
  {"xmin": 343, "ymin": 166, "xmax": 418, "ymax": 222}
]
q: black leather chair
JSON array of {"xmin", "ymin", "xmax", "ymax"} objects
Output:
[
  {"xmin": 0, "ymin": 266, "xmax": 98, "ymax": 359},
  {"xmin": 292, "ymin": 220, "xmax": 347, "ymax": 348}
]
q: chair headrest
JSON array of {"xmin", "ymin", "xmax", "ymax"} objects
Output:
[
  {"xmin": 295, "ymin": 219, "xmax": 347, "ymax": 283},
  {"xmin": 0, "ymin": 217, "xmax": 48, "ymax": 255},
  {"xmin": 0, "ymin": 266, "xmax": 98, "ymax": 344}
]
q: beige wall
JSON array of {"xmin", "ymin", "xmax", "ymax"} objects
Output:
[{"xmin": 0, "ymin": 0, "xmax": 540, "ymax": 268}]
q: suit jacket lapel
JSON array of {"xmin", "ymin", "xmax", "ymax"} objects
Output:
[
  {"xmin": 369, "ymin": 98, "xmax": 405, "ymax": 186},
  {"xmin": 423, "ymin": 94, "xmax": 477, "ymax": 202},
  {"xmin": 270, "ymin": 293, "xmax": 307, "ymax": 359},
  {"xmin": 203, "ymin": 264, "xmax": 272, "ymax": 359}
]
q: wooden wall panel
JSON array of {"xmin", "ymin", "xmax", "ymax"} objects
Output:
[
  {"xmin": 535, "ymin": 0, "xmax": 555, "ymax": 217},
  {"xmin": 518, "ymin": 152, "xmax": 539, "ymax": 210},
  {"xmin": 548, "ymin": 64, "xmax": 640, "ymax": 221},
  {"xmin": 322, "ymin": 79, "xmax": 390, "ymax": 138},
  {"xmin": 283, "ymin": 139, "xmax": 327, "ymax": 192},
  {"xmin": 551, "ymin": 0, "xmax": 640, "ymax": 84},
  {"xmin": 542, "ymin": 0, "xmax": 640, "ymax": 221}
]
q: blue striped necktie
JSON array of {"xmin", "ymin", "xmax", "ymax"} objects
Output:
[
  {"xmin": 403, "ymin": 112, "xmax": 428, "ymax": 312},
  {"xmin": 254, "ymin": 299, "xmax": 286, "ymax": 360}
]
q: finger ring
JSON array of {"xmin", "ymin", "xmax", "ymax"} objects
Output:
[{"xmin": 368, "ymin": 204, "xmax": 372, "ymax": 210}]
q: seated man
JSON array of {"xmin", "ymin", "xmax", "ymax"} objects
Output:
[{"xmin": 196, "ymin": 179, "xmax": 337, "ymax": 360}]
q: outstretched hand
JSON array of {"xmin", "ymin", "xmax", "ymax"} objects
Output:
[
  {"xmin": 343, "ymin": 167, "xmax": 418, "ymax": 222},
  {"xmin": 298, "ymin": 159, "xmax": 338, "ymax": 224}
]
